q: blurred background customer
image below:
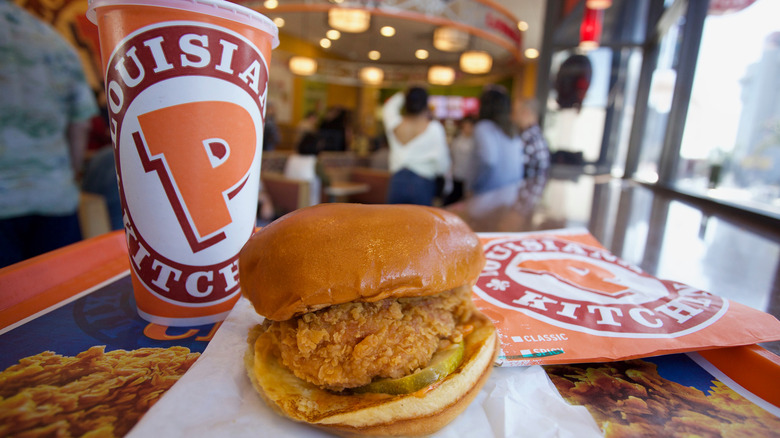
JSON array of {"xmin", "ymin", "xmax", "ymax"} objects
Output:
[
  {"xmin": 0, "ymin": 1, "xmax": 98, "ymax": 268},
  {"xmin": 382, "ymin": 86, "xmax": 450, "ymax": 205},
  {"xmin": 263, "ymin": 101, "xmax": 281, "ymax": 151},
  {"xmin": 514, "ymin": 97, "xmax": 550, "ymax": 178},
  {"xmin": 444, "ymin": 116, "xmax": 477, "ymax": 205},
  {"xmin": 471, "ymin": 86, "xmax": 524, "ymax": 194},
  {"xmin": 318, "ymin": 106, "xmax": 352, "ymax": 152},
  {"xmin": 284, "ymin": 133, "xmax": 328, "ymax": 207}
]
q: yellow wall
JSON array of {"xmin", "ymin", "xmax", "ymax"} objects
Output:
[{"xmin": 275, "ymin": 31, "xmax": 360, "ymax": 127}]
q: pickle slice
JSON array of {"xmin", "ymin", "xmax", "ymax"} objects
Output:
[{"xmin": 352, "ymin": 342, "xmax": 465, "ymax": 395}]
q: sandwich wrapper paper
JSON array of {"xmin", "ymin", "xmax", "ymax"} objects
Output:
[
  {"xmin": 128, "ymin": 228, "xmax": 780, "ymax": 437},
  {"xmin": 474, "ymin": 228, "xmax": 780, "ymax": 366},
  {"xmin": 127, "ymin": 297, "xmax": 602, "ymax": 438}
]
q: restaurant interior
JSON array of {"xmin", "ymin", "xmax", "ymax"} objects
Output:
[
  {"xmin": 26, "ymin": 0, "xmax": 774, "ymax": 352},
  {"xmin": 2, "ymin": 0, "xmax": 780, "ymax": 436}
]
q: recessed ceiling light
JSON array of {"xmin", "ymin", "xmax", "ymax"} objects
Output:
[
  {"xmin": 273, "ymin": 17, "xmax": 285, "ymax": 28},
  {"xmin": 326, "ymin": 29, "xmax": 341, "ymax": 40},
  {"xmin": 517, "ymin": 21, "xmax": 529, "ymax": 32},
  {"xmin": 320, "ymin": 38, "xmax": 332, "ymax": 49},
  {"xmin": 368, "ymin": 50, "xmax": 381, "ymax": 60},
  {"xmin": 524, "ymin": 48, "xmax": 539, "ymax": 59},
  {"xmin": 263, "ymin": 0, "xmax": 278, "ymax": 9},
  {"xmin": 380, "ymin": 26, "xmax": 396, "ymax": 37},
  {"xmin": 415, "ymin": 49, "xmax": 429, "ymax": 60}
]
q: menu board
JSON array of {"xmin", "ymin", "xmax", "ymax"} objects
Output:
[{"xmin": 429, "ymin": 95, "xmax": 479, "ymax": 120}]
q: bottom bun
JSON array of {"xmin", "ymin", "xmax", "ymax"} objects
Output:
[{"xmin": 245, "ymin": 311, "xmax": 498, "ymax": 437}]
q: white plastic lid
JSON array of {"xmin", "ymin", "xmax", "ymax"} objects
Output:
[{"xmin": 87, "ymin": 0, "xmax": 279, "ymax": 48}]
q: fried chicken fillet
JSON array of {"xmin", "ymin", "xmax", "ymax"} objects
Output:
[{"xmin": 263, "ymin": 286, "xmax": 474, "ymax": 390}]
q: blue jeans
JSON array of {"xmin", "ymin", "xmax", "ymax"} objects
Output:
[{"xmin": 387, "ymin": 168, "xmax": 436, "ymax": 205}]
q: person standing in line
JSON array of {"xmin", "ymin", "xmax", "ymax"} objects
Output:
[
  {"xmin": 514, "ymin": 97, "xmax": 551, "ymax": 178},
  {"xmin": 318, "ymin": 106, "xmax": 352, "ymax": 152},
  {"xmin": 283, "ymin": 132, "xmax": 329, "ymax": 207},
  {"xmin": 444, "ymin": 116, "xmax": 477, "ymax": 205},
  {"xmin": 294, "ymin": 110, "xmax": 319, "ymax": 147},
  {"xmin": 471, "ymin": 86, "xmax": 524, "ymax": 194},
  {"xmin": 382, "ymin": 87, "xmax": 451, "ymax": 206},
  {"xmin": 0, "ymin": 1, "xmax": 99, "ymax": 268},
  {"xmin": 263, "ymin": 101, "xmax": 281, "ymax": 151}
]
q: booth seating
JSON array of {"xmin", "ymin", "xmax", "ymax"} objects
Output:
[
  {"xmin": 260, "ymin": 150, "xmax": 293, "ymax": 174},
  {"xmin": 347, "ymin": 167, "xmax": 391, "ymax": 204},
  {"xmin": 260, "ymin": 172, "xmax": 313, "ymax": 217},
  {"xmin": 259, "ymin": 150, "xmax": 391, "ymax": 217},
  {"xmin": 317, "ymin": 151, "xmax": 356, "ymax": 183}
]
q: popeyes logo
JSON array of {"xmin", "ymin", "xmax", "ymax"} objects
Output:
[
  {"xmin": 105, "ymin": 22, "xmax": 267, "ymax": 305},
  {"xmin": 474, "ymin": 237, "xmax": 728, "ymax": 337}
]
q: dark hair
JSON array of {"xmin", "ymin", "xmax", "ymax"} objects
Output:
[
  {"xmin": 297, "ymin": 132, "xmax": 320, "ymax": 155},
  {"xmin": 403, "ymin": 87, "xmax": 429, "ymax": 116},
  {"xmin": 461, "ymin": 115, "xmax": 477, "ymax": 125},
  {"xmin": 479, "ymin": 87, "xmax": 514, "ymax": 137}
]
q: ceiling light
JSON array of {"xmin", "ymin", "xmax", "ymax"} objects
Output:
[
  {"xmin": 433, "ymin": 26, "xmax": 469, "ymax": 52},
  {"xmin": 459, "ymin": 50, "xmax": 492, "ymax": 74},
  {"xmin": 328, "ymin": 8, "xmax": 371, "ymax": 33},
  {"xmin": 273, "ymin": 17, "xmax": 285, "ymax": 28},
  {"xmin": 368, "ymin": 50, "xmax": 380, "ymax": 60},
  {"xmin": 359, "ymin": 66, "xmax": 384, "ymax": 85},
  {"xmin": 263, "ymin": 0, "xmax": 278, "ymax": 9},
  {"xmin": 524, "ymin": 48, "xmax": 540, "ymax": 59},
  {"xmin": 415, "ymin": 49, "xmax": 429, "ymax": 60},
  {"xmin": 586, "ymin": 0, "xmax": 612, "ymax": 9},
  {"xmin": 320, "ymin": 38, "xmax": 332, "ymax": 49},
  {"xmin": 517, "ymin": 21, "xmax": 529, "ymax": 32},
  {"xmin": 428, "ymin": 66, "xmax": 455, "ymax": 86},
  {"xmin": 289, "ymin": 56, "xmax": 317, "ymax": 76},
  {"xmin": 380, "ymin": 26, "xmax": 395, "ymax": 37},
  {"xmin": 326, "ymin": 29, "xmax": 341, "ymax": 40}
]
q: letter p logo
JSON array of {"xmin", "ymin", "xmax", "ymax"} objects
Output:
[{"xmin": 133, "ymin": 101, "xmax": 257, "ymax": 252}]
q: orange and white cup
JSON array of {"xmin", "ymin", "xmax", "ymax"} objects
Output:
[{"xmin": 88, "ymin": 0, "xmax": 278, "ymax": 326}]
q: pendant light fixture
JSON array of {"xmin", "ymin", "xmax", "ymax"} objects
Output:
[
  {"xmin": 428, "ymin": 66, "xmax": 455, "ymax": 86},
  {"xmin": 459, "ymin": 50, "xmax": 492, "ymax": 74},
  {"xmin": 328, "ymin": 8, "xmax": 371, "ymax": 33},
  {"xmin": 288, "ymin": 56, "xmax": 317, "ymax": 76},
  {"xmin": 433, "ymin": 26, "xmax": 469, "ymax": 52},
  {"xmin": 586, "ymin": 0, "xmax": 612, "ymax": 9}
]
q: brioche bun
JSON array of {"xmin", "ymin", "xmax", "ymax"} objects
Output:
[
  {"xmin": 239, "ymin": 203, "xmax": 486, "ymax": 321},
  {"xmin": 244, "ymin": 311, "xmax": 497, "ymax": 437}
]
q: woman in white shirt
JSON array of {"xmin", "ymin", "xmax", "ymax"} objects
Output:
[
  {"xmin": 283, "ymin": 133, "xmax": 326, "ymax": 206},
  {"xmin": 382, "ymin": 87, "xmax": 450, "ymax": 205}
]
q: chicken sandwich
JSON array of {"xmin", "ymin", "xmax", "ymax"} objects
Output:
[{"xmin": 239, "ymin": 203, "xmax": 497, "ymax": 436}]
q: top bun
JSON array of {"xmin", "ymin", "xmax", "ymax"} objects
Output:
[{"xmin": 239, "ymin": 204, "xmax": 485, "ymax": 321}]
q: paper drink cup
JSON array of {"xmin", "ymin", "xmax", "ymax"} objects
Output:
[{"xmin": 88, "ymin": 0, "xmax": 278, "ymax": 326}]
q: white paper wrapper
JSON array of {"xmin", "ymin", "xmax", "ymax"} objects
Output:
[{"xmin": 127, "ymin": 298, "xmax": 603, "ymax": 437}]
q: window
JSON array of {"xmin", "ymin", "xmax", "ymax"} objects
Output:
[
  {"xmin": 635, "ymin": 12, "xmax": 684, "ymax": 183},
  {"xmin": 676, "ymin": 0, "xmax": 780, "ymax": 217}
]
